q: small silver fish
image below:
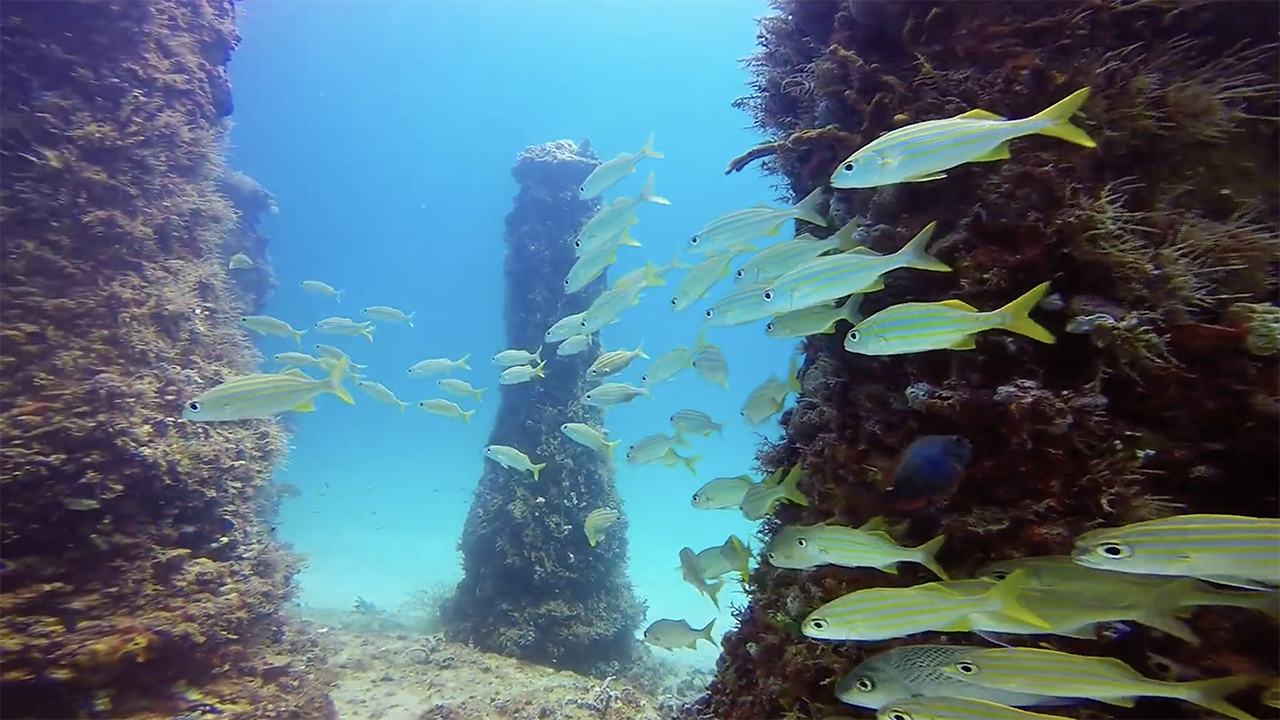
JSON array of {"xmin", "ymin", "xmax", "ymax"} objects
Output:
[
  {"xmin": 670, "ymin": 409, "xmax": 722, "ymax": 437},
  {"xmin": 643, "ymin": 618, "xmax": 715, "ymax": 651},
  {"xmin": 314, "ymin": 317, "xmax": 375, "ymax": 343},
  {"xmin": 691, "ymin": 475, "xmax": 755, "ymax": 510},
  {"xmin": 560, "ymin": 423, "xmax": 619, "ymax": 455},
  {"xmin": 240, "ymin": 315, "xmax": 306, "ymax": 347},
  {"xmin": 499, "ymin": 361, "xmax": 546, "ymax": 385},
  {"xmin": 228, "ymin": 253, "xmax": 253, "ymax": 269},
  {"xmin": 362, "ymin": 305, "xmax": 415, "ymax": 326},
  {"xmin": 357, "ymin": 380, "xmax": 410, "ymax": 412},
  {"xmin": 300, "ymin": 280, "xmax": 343, "ymax": 301},
  {"xmin": 409, "ymin": 355, "xmax": 471, "ymax": 378},
  {"xmin": 437, "ymin": 378, "xmax": 485, "ymax": 402},
  {"xmin": 556, "ymin": 334, "xmax": 592, "ymax": 356},
  {"xmin": 692, "ymin": 344, "xmax": 729, "ymax": 388},
  {"xmin": 583, "ymin": 382, "xmax": 650, "ymax": 407},
  {"xmin": 417, "ymin": 398, "xmax": 474, "ymax": 423}
]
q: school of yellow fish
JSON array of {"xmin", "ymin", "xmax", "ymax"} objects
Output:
[{"xmin": 207, "ymin": 92, "xmax": 1279, "ymax": 717}]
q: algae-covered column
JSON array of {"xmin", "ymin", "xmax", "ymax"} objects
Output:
[
  {"xmin": 0, "ymin": 1, "xmax": 333, "ymax": 718},
  {"xmin": 702, "ymin": 2, "xmax": 1279, "ymax": 718},
  {"xmin": 440, "ymin": 141, "xmax": 644, "ymax": 677}
]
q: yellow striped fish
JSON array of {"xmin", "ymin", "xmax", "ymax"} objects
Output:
[
  {"xmin": 687, "ymin": 187, "xmax": 827, "ymax": 256},
  {"xmin": 762, "ymin": 222, "xmax": 949, "ymax": 315},
  {"xmin": 837, "ymin": 644, "xmax": 1071, "ymax": 710},
  {"xmin": 1071, "ymin": 513, "xmax": 1280, "ymax": 589},
  {"xmin": 766, "ymin": 294, "xmax": 862, "ymax": 339},
  {"xmin": 578, "ymin": 132, "xmax": 662, "ymax": 199},
  {"xmin": 586, "ymin": 344, "xmax": 649, "ymax": 381},
  {"xmin": 937, "ymin": 647, "xmax": 1262, "ymax": 720},
  {"xmin": 978, "ymin": 555, "xmax": 1280, "ymax": 616},
  {"xmin": 766, "ymin": 520, "xmax": 948, "ymax": 580},
  {"xmin": 944, "ymin": 578, "xmax": 1200, "ymax": 644},
  {"xmin": 671, "ymin": 250, "xmax": 749, "ymax": 313},
  {"xmin": 702, "ymin": 282, "xmax": 774, "ymax": 327},
  {"xmin": 877, "ymin": 696, "xmax": 1075, "ymax": 720},
  {"xmin": 734, "ymin": 221, "xmax": 867, "ymax": 285},
  {"xmin": 844, "ymin": 282, "xmax": 1055, "ymax": 356},
  {"xmin": 583, "ymin": 508, "xmax": 620, "ymax": 547},
  {"xmin": 830, "ymin": 88, "xmax": 1096, "ymax": 188},
  {"xmin": 800, "ymin": 569, "xmax": 1046, "ymax": 642},
  {"xmin": 183, "ymin": 360, "xmax": 353, "ymax": 422}
]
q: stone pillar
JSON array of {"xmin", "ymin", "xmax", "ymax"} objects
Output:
[
  {"xmin": 440, "ymin": 140, "xmax": 644, "ymax": 677},
  {"xmin": 0, "ymin": 1, "xmax": 332, "ymax": 717}
]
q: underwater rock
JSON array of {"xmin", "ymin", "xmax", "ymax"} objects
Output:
[
  {"xmin": 707, "ymin": 1, "xmax": 1279, "ymax": 719},
  {"xmin": 439, "ymin": 140, "xmax": 645, "ymax": 677},
  {"xmin": 0, "ymin": 1, "xmax": 333, "ymax": 718}
]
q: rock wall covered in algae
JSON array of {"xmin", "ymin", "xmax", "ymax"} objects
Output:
[
  {"xmin": 700, "ymin": 1, "xmax": 1280, "ymax": 718},
  {"xmin": 0, "ymin": 1, "xmax": 333, "ymax": 718},
  {"xmin": 440, "ymin": 141, "xmax": 646, "ymax": 677}
]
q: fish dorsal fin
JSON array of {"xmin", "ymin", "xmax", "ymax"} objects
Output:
[
  {"xmin": 867, "ymin": 530, "xmax": 895, "ymax": 541},
  {"xmin": 848, "ymin": 246, "xmax": 883, "ymax": 256},
  {"xmin": 858, "ymin": 516, "xmax": 887, "ymax": 533},
  {"xmin": 955, "ymin": 108, "xmax": 1005, "ymax": 121},
  {"xmin": 939, "ymin": 299, "xmax": 980, "ymax": 312},
  {"xmin": 281, "ymin": 368, "xmax": 313, "ymax": 379}
]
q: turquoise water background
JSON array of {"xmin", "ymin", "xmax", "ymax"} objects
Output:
[{"xmin": 226, "ymin": 0, "xmax": 794, "ymax": 667}]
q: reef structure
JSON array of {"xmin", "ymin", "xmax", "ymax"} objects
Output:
[
  {"xmin": 440, "ymin": 140, "xmax": 646, "ymax": 677},
  {"xmin": 0, "ymin": 1, "xmax": 333, "ymax": 718},
  {"xmin": 704, "ymin": 1, "xmax": 1280, "ymax": 718}
]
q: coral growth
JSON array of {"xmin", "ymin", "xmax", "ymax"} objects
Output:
[
  {"xmin": 708, "ymin": 2, "xmax": 1279, "ymax": 719},
  {"xmin": 439, "ymin": 140, "xmax": 646, "ymax": 677},
  {"xmin": 0, "ymin": 1, "xmax": 331, "ymax": 718}
]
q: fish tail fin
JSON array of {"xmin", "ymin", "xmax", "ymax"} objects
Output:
[
  {"xmin": 697, "ymin": 618, "xmax": 716, "ymax": 645},
  {"xmin": 683, "ymin": 454, "xmax": 701, "ymax": 475},
  {"xmin": 640, "ymin": 131, "xmax": 663, "ymax": 160},
  {"xmin": 692, "ymin": 326, "xmax": 709, "ymax": 353},
  {"xmin": 997, "ymin": 282, "xmax": 1056, "ymax": 344},
  {"xmin": 636, "ymin": 342, "xmax": 649, "ymax": 360},
  {"xmin": 839, "ymin": 294, "xmax": 864, "ymax": 324},
  {"xmin": 1178, "ymin": 676, "xmax": 1266, "ymax": 720},
  {"xmin": 1028, "ymin": 88, "xmax": 1096, "ymax": 148},
  {"xmin": 461, "ymin": 410, "xmax": 475, "ymax": 424},
  {"xmin": 914, "ymin": 534, "xmax": 950, "ymax": 580},
  {"xmin": 986, "ymin": 569, "xmax": 1051, "ymax": 629},
  {"xmin": 831, "ymin": 219, "xmax": 862, "ymax": 250},
  {"xmin": 730, "ymin": 536, "xmax": 751, "ymax": 582},
  {"xmin": 533, "ymin": 345, "xmax": 543, "ymax": 364},
  {"xmin": 531, "ymin": 462, "xmax": 546, "ymax": 482},
  {"xmin": 533, "ymin": 359, "xmax": 547, "ymax": 378},
  {"xmin": 784, "ymin": 354, "xmax": 801, "ymax": 396},
  {"xmin": 667, "ymin": 248, "xmax": 691, "ymax": 271},
  {"xmin": 397, "ymin": 401, "xmax": 408, "ymax": 413},
  {"xmin": 619, "ymin": 228, "xmax": 641, "ymax": 249},
  {"xmin": 895, "ymin": 221, "xmax": 951, "ymax": 272},
  {"xmin": 639, "ymin": 171, "xmax": 670, "ymax": 206},
  {"xmin": 407, "ymin": 311, "xmax": 416, "ymax": 328},
  {"xmin": 642, "ymin": 387, "xmax": 653, "ymax": 400},
  {"xmin": 706, "ymin": 581, "xmax": 723, "ymax": 609},
  {"xmin": 473, "ymin": 387, "xmax": 486, "ymax": 402},
  {"xmin": 642, "ymin": 263, "xmax": 663, "ymax": 288},
  {"xmin": 781, "ymin": 464, "xmax": 810, "ymax": 506},
  {"xmin": 324, "ymin": 358, "xmax": 355, "ymax": 405},
  {"xmin": 791, "ymin": 186, "xmax": 827, "ymax": 226},
  {"xmin": 336, "ymin": 289, "xmax": 343, "ymax": 302},
  {"xmin": 362, "ymin": 325, "xmax": 375, "ymax": 343},
  {"xmin": 456, "ymin": 354, "xmax": 471, "ymax": 371},
  {"xmin": 292, "ymin": 329, "xmax": 305, "ymax": 348},
  {"xmin": 605, "ymin": 439, "xmax": 622, "ymax": 453}
]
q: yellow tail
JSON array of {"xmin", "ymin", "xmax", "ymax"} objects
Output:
[
  {"xmin": 461, "ymin": 410, "xmax": 475, "ymax": 424},
  {"xmin": 1180, "ymin": 675, "xmax": 1267, "ymax": 720},
  {"xmin": 997, "ymin": 282, "xmax": 1056, "ymax": 344},
  {"xmin": 987, "ymin": 569, "xmax": 1051, "ymax": 629},
  {"xmin": 531, "ymin": 462, "xmax": 546, "ymax": 481},
  {"xmin": 1029, "ymin": 88, "xmax": 1097, "ymax": 148},
  {"xmin": 914, "ymin": 535, "xmax": 950, "ymax": 581},
  {"xmin": 324, "ymin": 358, "xmax": 355, "ymax": 404}
]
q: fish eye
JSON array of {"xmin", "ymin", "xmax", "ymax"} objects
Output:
[
  {"xmin": 853, "ymin": 677, "xmax": 875, "ymax": 692},
  {"xmin": 762, "ymin": 290, "xmax": 773, "ymax": 302},
  {"xmin": 735, "ymin": 269, "xmax": 745, "ymax": 278},
  {"xmin": 574, "ymin": 239, "xmax": 582, "ymax": 248},
  {"xmin": 690, "ymin": 236, "xmax": 700, "ymax": 245},
  {"xmin": 238, "ymin": 316, "xmax": 248, "ymax": 322},
  {"xmin": 795, "ymin": 537, "xmax": 807, "ymax": 548},
  {"xmin": 564, "ymin": 278, "xmax": 571, "ymax": 286},
  {"xmin": 579, "ymin": 185, "xmax": 586, "ymax": 193},
  {"xmin": 642, "ymin": 375, "xmax": 649, "ymax": 382},
  {"xmin": 766, "ymin": 552, "xmax": 776, "ymax": 561},
  {"xmin": 704, "ymin": 309, "xmax": 714, "ymax": 319},
  {"xmin": 842, "ymin": 161, "xmax": 855, "ymax": 172},
  {"xmin": 886, "ymin": 710, "xmax": 911, "ymax": 720},
  {"xmin": 579, "ymin": 320, "xmax": 588, "ymax": 328},
  {"xmin": 990, "ymin": 570, "xmax": 1009, "ymax": 580},
  {"xmin": 848, "ymin": 330, "xmax": 860, "ymax": 342},
  {"xmin": 766, "ymin": 322, "xmax": 775, "ymax": 332},
  {"xmin": 1097, "ymin": 541, "xmax": 1133, "ymax": 558},
  {"xmin": 955, "ymin": 661, "xmax": 979, "ymax": 675},
  {"xmin": 808, "ymin": 618, "xmax": 828, "ymax": 631},
  {"xmin": 670, "ymin": 297, "xmax": 678, "ymax": 306},
  {"xmin": 187, "ymin": 401, "xmax": 201, "ymax": 413}
]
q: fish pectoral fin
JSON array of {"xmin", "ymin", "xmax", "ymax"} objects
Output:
[
  {"xmin": 949, "ymin": 335, "xmax": 979, "ymax": 350},
  {"xmin": 878, "ymin": 563, "xmax": 900, "ymax": 575},
  {"xmin": 954, "ymin": 108, "xmax": 1006, "ymax": 121},
  {"xmin": 1098, "ymin": 697, "xmax": 1138, "ymax": 708},
  {"xmin": 903, "ymin": 172, "xmax": 948, "ymax": 183},
  {"xmin": 292, "ymin": 399, "xmax": 317, "ymax": 412},
  {"xmin": 972, "ymin": 141, "xmax": 1012, "ymax": 162},
  {"xmin": 858, "ymin": 277, "xmax": 886, "ymax": 293},
  {"xmin": 938, "ymin": 299, "xmax": 980, "ymax": 312}
]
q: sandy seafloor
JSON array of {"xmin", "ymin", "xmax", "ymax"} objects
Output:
[{"xmin": 298, "ymin": 608, "xmax": 711, "ymax": 720}]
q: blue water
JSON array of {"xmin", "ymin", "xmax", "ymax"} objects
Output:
[{"xmin": 227, "ymin": 0, "xmax": 794, "ymax": 667}]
